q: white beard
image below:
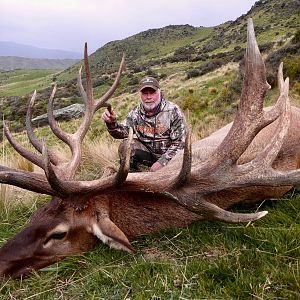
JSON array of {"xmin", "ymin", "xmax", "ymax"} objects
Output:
[{"xmin": 142, "ymin": 100, "xmax": 160, "ymax": 112}]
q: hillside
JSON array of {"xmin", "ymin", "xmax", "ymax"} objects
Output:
[
  {"xmin": 57, "ymin": 0, "xmax": 299, "ymax": 81},
  {"xmin": 0, "ymin": 0, "xmax": 299, "ymax": 137}
]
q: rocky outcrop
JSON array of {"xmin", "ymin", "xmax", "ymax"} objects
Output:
[{"xmin": 31, "ymin": 103, "xmax": 84, "ymax": 127}]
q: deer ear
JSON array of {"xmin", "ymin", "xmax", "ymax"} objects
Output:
[{"xmin": 92, "ymin": 217, "xmax": 135, "ymax": 253}]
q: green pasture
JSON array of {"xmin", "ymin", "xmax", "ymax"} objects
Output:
[{"xmin": 0, "ymin": 70, "xmax": 58, "ymax": 96}]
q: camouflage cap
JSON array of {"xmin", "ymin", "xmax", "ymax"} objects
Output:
[{"xmin": 139, "ymin": 77, "xmax": 160, "ymax": 91}]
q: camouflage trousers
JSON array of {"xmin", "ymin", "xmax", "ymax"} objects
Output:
[{"xmin": 118, "ymin": 138, "xmax": 158, "ymax": 172}]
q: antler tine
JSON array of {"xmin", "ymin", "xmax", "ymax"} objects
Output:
[
  {"xmin": 185, "ymin": 199, "xmax": 268, "ymax": 223},
  {"xmin": 3, "ymin": 121, "xmax": 44, "ymax": 168},
  {"xmin": 263, "ymin": 63, "xmax": 285, "ymax": 123},
  {"xmin": 84, "ymin": 42, "xmax": 93, "ymax": 103},
  {"xmin": 277, "ymin": 62, "xmax": 285, "ymax": 93},
  {"xmin": 76, "ymin": 43, "xmax": 95, "ymax": 140},
  {"xmin": 42, "ymin": 140, "xmax": 69, "ymax": 196},
  {"xmin": 249, "ymin": 77, "xmax": 290, "ymax": 169},
  {"xmin": 170, "ymin": 126, "xmax": 192, "ymax": 189},
  {"xmin": 113, "ymin": 127, "xmax": 133, "ymax": 185},
  {"xmin": 205, "ymin": 18, "xmax": 273, "ymax": 167},
  {"xmin": 77, "ymin": 66, "xmax": 87, "ymax": 106},
  {"xmin": 239, "ymin": 18, "xmax": 269, "ymax": 115},
  {"xmin": 47, "ymin": 83, "xmax": 70, "ymax": 145},
  {"xmin": 94, "ymin": 53, "xmax": 125, "ymax": 111},
  {"xmin": 26, "ymin": 91, "xmax": 60, "ymax": 166}
]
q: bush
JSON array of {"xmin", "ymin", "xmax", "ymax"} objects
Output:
[
  {"xmin": 198, "ymin": 59, "xmax": 224, "ymax": 76},
  {"xmin": 128, "ymin": 76, "xmax": 139, "ymax": 86},
  {"xmin": 180, "ymin": 95, "xmax": 208, "ymax": 111},
  {"xmin": 92, "ymin": 77, "xmax": 106, "ymax": 88},
  {"xmin": 293, "ymin": 82, "xmax": 300, "ymax": 94},
  {"xmin": 172, "ymin": 46, "xmax": 195, "ymax": 62},
  {"xmin": 202, "ymin": 40, "xmax": 222, "ymax": 52},
  {"xmin": 186, "ymin": 69, "xmax": 201, "ymax": 79},
  {"xmin": 292, "ymin": 29, "xmax": 300, "ymax": 44},
  {"xmin": 145, "ymin": 68, "xmax": 155, "ymax": 76},
  {"xmin": 265, "ymin": 42, "xmax": 300, "ymax": 87},
  {"xmin": 259, "ymin": 42, "xmax": 274, "ymax": 53},
  {"xmin": 284, "ymin": 57, "xmax": 300, "ymax": 81}
]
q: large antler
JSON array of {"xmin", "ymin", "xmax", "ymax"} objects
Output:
[{"xmin": 0, "ymin": 44, "xmax": 130, "ymax": 206}]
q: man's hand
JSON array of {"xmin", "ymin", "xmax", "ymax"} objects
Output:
[
  {"xmin": 150, "ymin": 161, "xmax": 163, "ymax": 172},
  {"xmin": 102, "ymin": 107, "xmax": 117, "ymax": 124}
]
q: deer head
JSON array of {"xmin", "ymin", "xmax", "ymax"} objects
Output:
[{"xmin": 0, "ymin": 18, "xmax": 298, "ymax": 278}]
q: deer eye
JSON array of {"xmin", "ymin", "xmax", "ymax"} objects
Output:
[
  {"xmin": 50, "ymin": 232, "xmax": 67, "ymax": 240},
  {"xmin": 44, "ymin": 232, "xmax": 67, "ymax": 245}
]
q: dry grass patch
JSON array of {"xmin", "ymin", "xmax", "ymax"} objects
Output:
[{"xmin": 81, "ymin": 137, "xmax": 119, "ymax": 180}]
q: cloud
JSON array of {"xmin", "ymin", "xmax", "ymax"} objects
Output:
[{"xmin": 0, "ymin": 0, "xmax": 257, "ymax": 52}]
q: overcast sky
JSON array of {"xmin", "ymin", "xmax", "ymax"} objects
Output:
[{"xmin": 0, "ymin": 0, "xmax": 258, "ymax": 53}]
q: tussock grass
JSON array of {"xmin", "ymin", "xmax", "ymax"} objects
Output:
[
  {"xmin": 0, "ymin": 150, "xmax": 36, "ymax": 214},
  {"xmin": 81, "ymin": 137, "xmax": 119, "ymax": 180},
  {"xmin": 0, "ymin": 184, "xmax": 14, "ymax": 217},
  {"xmin": 10, "ymin": 154, "xmax": 34, "ymax": 173}
]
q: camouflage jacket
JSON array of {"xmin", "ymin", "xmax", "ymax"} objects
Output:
[{"xmin": 106, "ymin": 98, "xmax": 186, "ymax": 166}]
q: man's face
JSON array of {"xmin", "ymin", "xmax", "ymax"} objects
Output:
[{"xmin": 140, "ymin": 87, "xmax": 161, "ymax": 112}]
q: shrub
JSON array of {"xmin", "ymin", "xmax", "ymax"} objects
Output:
[
  {"xmin": 180, "ymin": 95, "xmax": 208, "ymax": 111},
  {"xmin": 208, "ymin": 87, "xmax": 218, "ymax": 94},
  {"xmin": 284, "ymin": 57, "xmax": 300, "ymax": 81},
  {"xmin": 92, "ymin": 77, "xmax": 106, "ymax": 88},
  {"xmin": 259, "ymin": 42, "xmax": 274, "ymax": 53},
  {"xmin": 145, "ymin": 68, "xmax": 157, "ymax": 77},
  {"xmin": 128, "ymin": 76, "xmax": 139, "ymax": 86},
  {"xmin": 172, "ymin": 46, "xmax": 195, "ymax": 62},
  {"xmin": 198, "ymin": 59, "xmax": 224, "ymax": 76},
  {"xmin": 293, "ymin": 82, "xmax": 300, "ymax": 94},
  {"xmin": 159, "ymin": 73, "xmax": 167, "ymax": 80},
  {"xmin": 292, "ymin": 29, "xmax": 300, "ymax": 44},
  {"xmin": 265, "ymin": 43, "xmax": 300, "ymax": 87},
  {"xmin": 186, "ymin": 69, "xmax": 201, "ymax": 79},
  {"xmin": 202, "ymin": 40, "xmax": 222, "ymax": 52},
  {"xmin": 133, "ymin": 66, "xmax": 143, "ymax": 73}
]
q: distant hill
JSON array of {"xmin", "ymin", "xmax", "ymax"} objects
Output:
[
  {"xmin": 0, "ymin": 41, "xmax": 81, "ymax": 59},
  {"xmin": 0, "ymin": 56, "xmax": 79, "ymax": 71}
]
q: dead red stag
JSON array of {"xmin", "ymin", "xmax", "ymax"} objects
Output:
[{"xmin": 0, "ymin": 18, "xmax": 299, "ymax": 278}]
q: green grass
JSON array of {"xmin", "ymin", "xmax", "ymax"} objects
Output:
[
  {"xmin": 0, "ymin": 191, "xmax": 299, "ymax": 299},
  {"xmin": 0, "ymin": 69, "xmax": 58, "ymax": 96}
]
